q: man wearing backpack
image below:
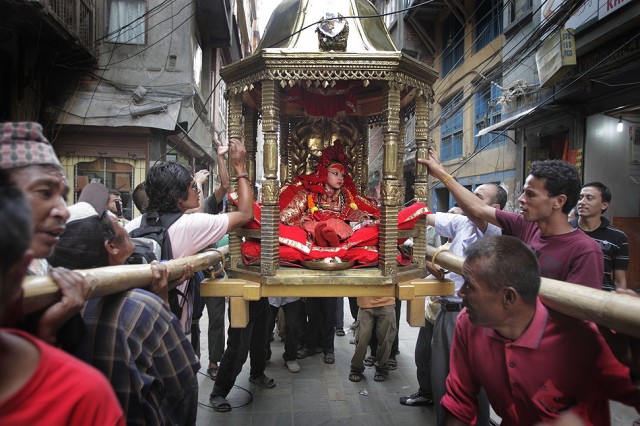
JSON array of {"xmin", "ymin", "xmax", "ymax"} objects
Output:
[{"xmin": 125, "ymin": 137, "xmax": 274, "ymax": 412}]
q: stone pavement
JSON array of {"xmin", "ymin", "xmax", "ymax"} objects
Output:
[{"xmin": 194, "ymin": 299, "xmax": 637, "ymax": 426}]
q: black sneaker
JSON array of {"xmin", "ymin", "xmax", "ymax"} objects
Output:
[{"xmin": 399, "ymin": 392, "xmax": 434, "ymax": 406}]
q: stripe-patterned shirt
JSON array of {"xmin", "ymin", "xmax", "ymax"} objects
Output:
[{"xmin": 572, "ymin": 217, "xmax": 629, "ymax": 291}]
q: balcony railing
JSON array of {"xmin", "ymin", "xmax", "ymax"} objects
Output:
[{"xmin": 39, "ymin": 0, "xmax": 95, "ymax": 49}]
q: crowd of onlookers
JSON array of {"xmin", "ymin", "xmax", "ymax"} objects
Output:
[{"xmin": 0, "ymin": 121, "xmax": 637, "ymax": 425}]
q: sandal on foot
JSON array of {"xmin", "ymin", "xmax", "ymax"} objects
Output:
[
  {"xmin": 207, "ymin": 366, "xmax": 218, "ymax": 380},
  {"xmin": 336, "ymin": 328, "xmax": 345, "ymax": 336},
  {"xmin": 388, "ymin": 358, "xmax": 398, "ymax": 370},
  {"xmin": 324, "ymin": 353, "xmax": 335, "ymax": 364},
  {"xmin": 363, "ymin": 355, "xmax": 375, "ymax": 367},
  {"xmin": 210, "ymin": 395, "xmax": 231, "ymax": 412},
  {"xmin": 249, "ymin": 374, "xmax": 276, "ymax": 389},
  {"xmin": 374, "ymin": 371, "xmax": 388, "ymax": 382},
  {"xmin": 349, "ymin": 370, "xmax": 363, "ymax": 382}
]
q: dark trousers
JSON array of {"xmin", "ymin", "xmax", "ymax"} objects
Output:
[
  {"xmin": 267, "ymin": 300, "xmax": 304, "ymax": 361},
  {"xmin": 335, "ymin": 297, "xmax": 344, "ymax": 329},
  {"xmin": 304, "ymin": 297, "xmax": 337, "ymax": 355},
  {"xmin": 211, "ymin": 298, "xmax": 269, "ymax": 398},
  {"xmin": 348, "ymin": 297, "xmax": 359, "ymax": 321},
  {"xmin": 415, "ymin": 322, "xmax": 434, "ymax": 398}
]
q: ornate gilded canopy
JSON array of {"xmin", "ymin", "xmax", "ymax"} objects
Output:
[{"xmin": 220, "ymin": 0, "xmax": 438, "ymax": 284}]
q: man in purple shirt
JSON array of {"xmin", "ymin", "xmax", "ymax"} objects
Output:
[{"xmin": 419, "ymin": 148, "xmax": 602, "ymax": 288}]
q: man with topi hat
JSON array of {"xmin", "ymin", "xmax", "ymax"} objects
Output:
[{"xmin": 0, "ymin": 121, "xmax": 90, "ymax": 347}]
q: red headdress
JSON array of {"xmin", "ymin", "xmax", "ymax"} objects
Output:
[{"xmin": 294, "ymin": 140, "xmax": 358, "ymax": 197}]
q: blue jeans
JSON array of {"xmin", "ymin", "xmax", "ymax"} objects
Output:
[{"xmin": 211, "ymin": 298, "xmax": 269, "ymax": 398}]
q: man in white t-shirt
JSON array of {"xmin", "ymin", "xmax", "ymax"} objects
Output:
[{"xmin": 125, "ymin": 137, "xmax": 273, "ymax": 413}]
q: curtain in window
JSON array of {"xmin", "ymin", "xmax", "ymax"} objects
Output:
[{"xmin": 107, "ymin": 0, "xmax": 146, "ymax": 44}]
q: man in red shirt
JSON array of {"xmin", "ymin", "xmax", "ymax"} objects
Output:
[
  {"xmin": 0, "ymin": 179, "xmax": 125, "ymax": 425},
  {"xmin": 441, "ymin": 236, "xmax": 640, "ymax": 426}
]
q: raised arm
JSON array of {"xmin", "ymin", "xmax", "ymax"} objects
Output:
[
  {"xmin": 419, "ymin": 148, "xmax": 499, "ymax": 228},
  {"xmin": 186, "ymin": 169, "xmax": 210, "ymax": 214},
  {"xmin": 225, "ymin": 137, "xmax": 254, "ymax": 231},
  {"xmin": 214, "ymin": 139, "xmax": 230, "ymax": 203}
]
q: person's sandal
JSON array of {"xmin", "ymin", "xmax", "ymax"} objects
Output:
[
  {"xmin": 210, "ymin": 395, "xmax": 231, "ymax": 412},
  {"xmin": 336, "ymin": 328, "xmax": 345, "ymax": 336},
  {"xmin": 363, "ymin": 355, "xmax": 375, "ymax": 367},
  {"xmin": 349, "ymin": 369, "xmax": 363, "ymax": 382},
  {"xmin": 374, "ymin": 371, "xmax": 388, "ymax": 382},
  {"xmin": 324, "ymin": 353, "xmax": 335, "ymax": 364},
  {"xmin": 388, "ymin": 358, "xmax": 398, "ymax": 370},
  {"xmin": 249, "ymin": 374, "xmax": 276, "ymax": 389}
]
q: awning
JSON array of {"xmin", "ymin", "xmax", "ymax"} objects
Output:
[
  {"xmin": 475, "ymin": 107, "xmax": 537, "ymax": 137},
  {"xmin": 57, "ymin": 91, "xmax": 182, "ymax": 131}
]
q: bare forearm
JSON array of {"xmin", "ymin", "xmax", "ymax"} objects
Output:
[
  {"xmin": 439, "ymin": 175, "xmax": 498, "ymax": 226},
  {"xmin": 218, "ymin": 154, "xmax": 230, "ymax": 189},
  {"xmin": 235, "ymin": 176, "xmax": 253, "ymax": 220},
  {"xmin": 614, "ymin": 269, "xmax": 627, "ymax": 289}
]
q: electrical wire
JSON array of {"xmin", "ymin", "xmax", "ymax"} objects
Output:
[
  {"xmin": 142, "ymin": 0, "xmax": 563, "ymax": 157},
  {"xmin": 196, "ymin": 370, "xmax": 254, "ymax": 410},
  {"xmin": 45, "ymin": 0, "xmax": 636, "ymax": 174},
  {"xmin": 54, "ymin": 0, "xmax": 186, "ymax": 66},
  {"xmin": 426, "ymin": 29, "xmax": 640, "ymax": 191}
]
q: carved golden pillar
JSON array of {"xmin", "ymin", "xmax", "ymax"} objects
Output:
[
  {"xmin": 260, "ymin": 79, "xmax": 280, "ymax": 277},
  {"xmin": 397, "ymin": 112, "xmax": 406, "ymax": 182},
  {"xmin": 412, "ymin": 91, "xmax": 430, "ymax": 269},
  {"xmin": 227, "ymin": 91, "xmax": 244, "ymax": 269},
  {"xmin": 360, "ymin": 120, "xmax": 369, "ymax": 195},
  {"xmin": 244, "ymin": 107, "xmax": 257, "ymax": 185},
  {"xmin": 379, "ymin": 81, "xmax": 401, "ymax": 277},
  {"xmin": 414, "ymin": 90, "xmax": 430, "ymax": 197},
  {"xmin": 279, "ymin": 116, "xmax": 290, "ymax": 184}
]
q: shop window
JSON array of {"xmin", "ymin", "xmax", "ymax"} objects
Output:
[
  {"xmin": 440, "ymin": 92, "xmax": 464, "ymax": 161},
  {"xmin": 474, "ymin": 81, "xmax": 505, "ymax": 150},
  {"xmin": 75, "ymin": 158, "xmax": 134, "ymax": 219},
  {"xmin": 106, "ymin": 0, "xmax": 147, "ymax": 44}
]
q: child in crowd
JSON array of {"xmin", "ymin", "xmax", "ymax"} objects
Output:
[{"xmin": 348, "ymin": 296, "xmax": 397, "ymax": 382}]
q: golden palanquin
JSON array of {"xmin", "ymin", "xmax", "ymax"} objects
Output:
[{"xmin": 202, "ymin": 0, "xmax": 451, "ymax": 325}]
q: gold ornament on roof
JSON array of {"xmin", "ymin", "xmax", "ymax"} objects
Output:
[{"xmin": 316, "ymin": 13, "xmax": 348, "ymax": 52}]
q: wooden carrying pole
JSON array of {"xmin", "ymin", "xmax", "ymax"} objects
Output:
[
  {"xmin": 21, "ymin": 248, "xmax": 228, "ymax": 315},
  {"xmin": 426, "ymin": 246, "xmax": 640, "ymax": 339}
]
